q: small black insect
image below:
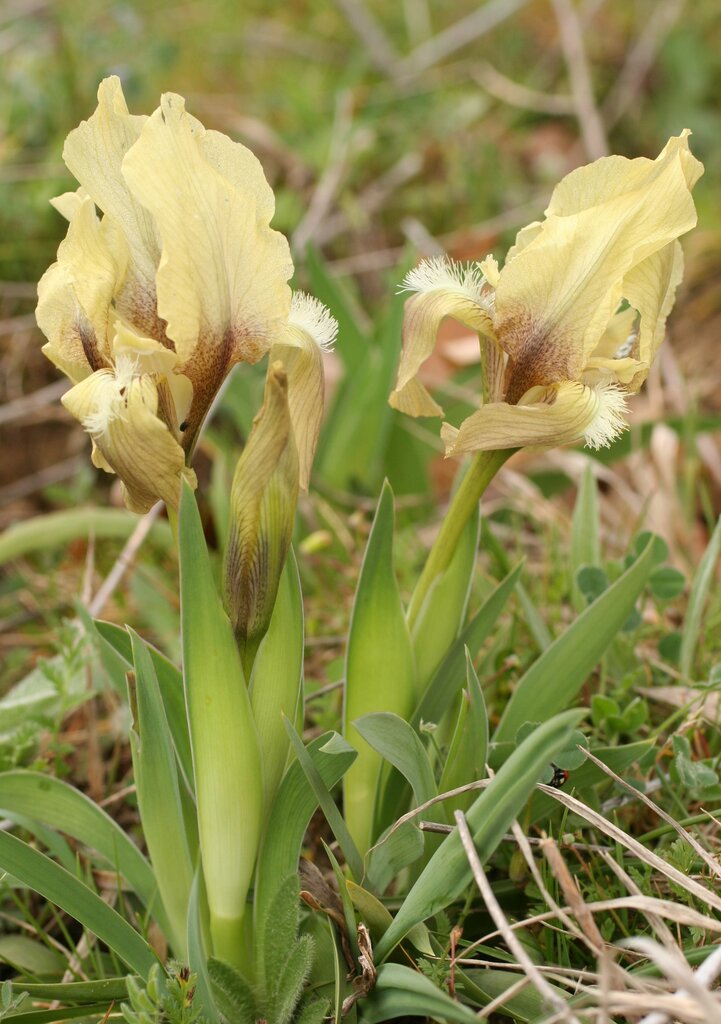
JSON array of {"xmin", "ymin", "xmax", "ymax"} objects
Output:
[{"xmin": 548, "ymin": 762, "xmax": 569, "ymax": 789}]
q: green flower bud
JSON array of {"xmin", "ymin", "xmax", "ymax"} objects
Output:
[{"xmin": 224, "ymin": 361, "xmax": 299, "ymax": 673}]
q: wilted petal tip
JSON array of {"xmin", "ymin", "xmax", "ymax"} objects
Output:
[
  {"xmin": 289, "ymin": 292, "xmax": 338, "ymax": 352},
  {"xmin": 583, "ymin": 383, "xmax": 628, "ymax": 450},
  {"xmin": 400, "ymin": 256, "xmax": 487, "ymax": 304}
]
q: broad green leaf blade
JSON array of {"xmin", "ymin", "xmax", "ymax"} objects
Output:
[
  {"xmin": 354, "ymin": 713, "xmax": 437, "ymax": 808},
  {"xmin": 207, "ymin": 957, "xmax": 257, "ymax": 1024},
  {"xmin": 438, "ymin": 652, "xmax": 489, "ymax": 815},
  {"xmin": 375, "ymin": 709, "xmax": 585, "ymax": 960},
  {"xmin": 0, "ymin": 508, "xmax": 172, "ymax": 565},
  {"xmin": 344, "ymin": 482, "xmax": 416, "ymax": 854},
  {"xmin": 285, "ymin": 720, "xmax": 364, "ymax": 882},
  {"xmin": 254, "ymin": 731, "xmax": 356, "ymax": 927},
  {"xmin": 494, "ymin": 537, "xmax": 663, "ymax": 744},
  {"xmin": 179, "ymin": 482, "xmax": 263, "ymax": 966},
  {"xmin": 411, "ymin": 502, "xmax": 479, "ymax": 690},
  {"xmin": 346, "ymin": 882, "xmax": 433, "ymax": 955},
  {"xmin": 250, "ymin": 548, "xmax": 304, "ymax": 807},
  {"xmin": 16, "ymin": 979, "xmax": 130, "ymax": 1003},
  {"xmin": 0, "ymin": 830, "xmax": 157, "ymax": 979},
  {"xmin": 93, "ymin": 620, "xmax": 193, "ymax": 791},
  {"xmin": 680, "ymin": 516, "xmax": 721, "ymax": 678},
  {"xmin": 358, "ymin": 963, "xmax": 478, "ymax": 1024},
  {"xmin": 0, "ymin": 935, "xmax": 65, "ymax": 975},
  {"xmin": 460, "ymin": 967, "xmax": 567, "ymax": 1021},
  {"xmin": 5, "ymin": 1004, "xmax": 112, "ymax": 1023},
  {"xmin": 365, "ymin": 817, "xmax": 424, "ymax": 895},
  {"xmin": 0, "ymin": 771, "xmax": 161, "ymax": 928},
  {"xmin": 412, "ymin": 562, "xmax": 523, "ymax": 728},
  {"xmin": 570, "ymin": 461, "xmax": 601, "ymax": 611},
  {"xmin": 129, "ymin": 630, "xmax": 194, "ymax": 958}
]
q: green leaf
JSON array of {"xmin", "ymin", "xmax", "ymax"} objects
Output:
[
  {"xmin": 0, "ymin": 771, "xmax": 162, "ymax": 929},
  {"xmin": 128, "ymin": 629, "xmax": 194, "ymax": 958},
  {"xmin": 179, "ymin": 482, "xmax": 262, "ymax": 966},
  {"xmin": 186, "ymin": 864, "xmax": 218, "ymax": 1023},
  {"xmin": 92, "ymin": 620, "xmax": 193, "ymax": 792},
  {"xmin": 375, "ymin": 710, "xmax": 585, "ymax": 959},
  {"xmin": 528, "ymin": 740, "xmax": 652, "ymax": 823},
  {"xmin": 412, "ymin": 562, "xmax": 522, "ymax": 728},
  {"xmin": 680, "ymin": 517, "xmax": 721, "ymax": 678},
  {"xmin": 294, "ymin": 996, "xmax": 330, "ymax": 1024},
  {"xmin": 411, "ymin": 502, "xmax": 479, "ymax": 689},
  {"xmin": 207, "ymin": 958, "xmax": 257, "ymax": 1024},
  {"xmin": 354, "ymin": 713, "xmax": 437, "ymax": 808},
  {"xmin": 0, "ymin": 830, "xmax": 157, "ymax": 979},
  {"xmin": 576, "ymin": 565, "xmax": 608, "ymax": 604},
  {"xmin": 0, "ymin": 508, "xmax": 172, "ymax": 565},
  {"xmin": 254, "ymin": 731, "xmax": 356, "ymax": 927},
  {"xmin": 257, "ymin": 874, "xmax": 305, "ymax": 1019},
  {"xmin": 649, "ymin": 566, "xmax": 686, "ymax": 600},
  {"xmin": 0, "ymin": 935, "xmax": 64, "ymax": 976},
  {"xmin": 3, "ymin": 1004, "xmax": 111, "ymax": 1022},
  {"xmin": 346, "ymin": 882, "xmax": 433, "ymax": 956},
  {"xmin": 344, "ymin": 482, "xmax": 416, "ymax": 854},
  {"xmin": 460, "ymin": 967, "xmax": 567, "ymax": 1020},
  {"xmin": 250, "ymin": 548, "xmax": 304, "ymax": 807},
  {"xmin": 285, "ymin": 720, "xmax": 364, "ymax": 882},
  {"xmin": 570, "ymin": 462, "xmax": 600, "ymax": 610},
  {"xmin": 494, "ymin": 536, "xmax": 663, "ymax": 744},
  {"xmin": 14, "ymin": 979, "xmax": 130, "ymax": 1004},
  {"xmin": 358, "ymin": 963, "xmax": 478, "ymax": 1023},
  {"xmin": 438, "ymin": 652, "xmax": 489, "ymax": 815}
]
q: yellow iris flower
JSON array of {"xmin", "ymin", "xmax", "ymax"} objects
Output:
[
  {"xmin": 390, "ymin": 132, "xmax": 703, "ymax": 454},
  {"xmin": 37, "ymin": 77, "xmax": 335, "ymax": 512}
]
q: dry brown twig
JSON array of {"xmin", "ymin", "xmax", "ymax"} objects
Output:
[
  {"xmin": 397, "ymin": 0, "xmax": 529, "ymax": 79},
  {"xmin": 550, "ymin": 0, "xmax": 608, "ymax": 159},
  {"xmin": 87, "ymin": 503, "xmax": 164, "ymax": 618}
]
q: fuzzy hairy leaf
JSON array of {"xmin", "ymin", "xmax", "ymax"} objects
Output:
[{"xmin": 207, "ymin": 959, "xmax": 257, "ymax": 1024}]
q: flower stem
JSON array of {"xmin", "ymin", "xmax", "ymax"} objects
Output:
[{"xmin": 407, "ymin": 448, "xmax": 516, "ymax": 629}]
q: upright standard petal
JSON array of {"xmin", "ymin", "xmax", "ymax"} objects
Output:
[
  {"xmin": 37, "ymin": 195, "xmax": 128, "ymax": 374},
  {"xmin": 121, "ymin": 92, "xmax": 293, "ymax": 382},
  {"xmin": 496, "ymin": 132, "xmax": 701, "ymax": 403},
  {"xmin": 62, "ymin": 76, "xmax": 159, "ymax": 301}
]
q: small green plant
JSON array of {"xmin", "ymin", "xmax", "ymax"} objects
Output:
[{"xmin": 122, "ymin": 965, "xmax": 205, "ymax": 1024}]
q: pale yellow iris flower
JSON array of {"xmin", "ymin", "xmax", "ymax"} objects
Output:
[
  {"xmin": 390, "ymin": 132, "xmax": 703, "ymax": 454},
  {"xmin": 37, "ymin": 77, "xmax": 336, "ymax": 512}
]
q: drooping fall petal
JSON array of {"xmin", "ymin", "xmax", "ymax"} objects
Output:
[
  {"xmin": 121, "ymin": 92, "xmax": 293, "ymax": 369},
  {"xmin": 62, "ymin": 369, "xmax": 195, "ymax": 513},
  {"xmin": 390, "ymin": 258, "xmax": 496, "ymax": 417},
  {"xmin": 270, "ymin": 292, "xmax": 337, "ymax": 490},
  {"xmin": 443, "ymin": 380, "xmax": 628, "ymax": 455}
]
